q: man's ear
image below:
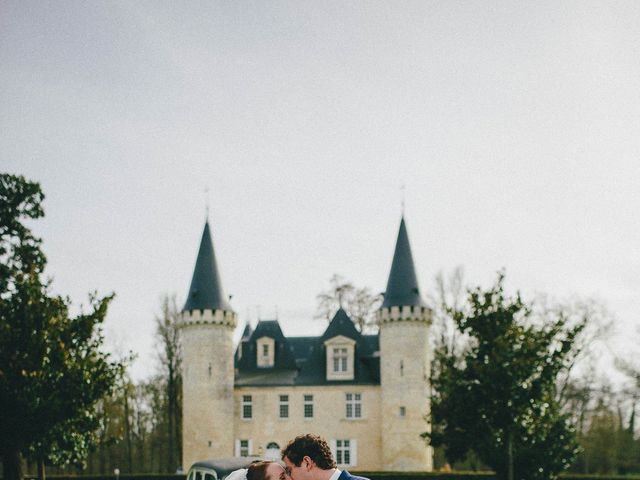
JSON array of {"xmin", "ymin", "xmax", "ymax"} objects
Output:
[{"xmin": 303, "ymin": 456, "xmax": 315, "ymax": 471}]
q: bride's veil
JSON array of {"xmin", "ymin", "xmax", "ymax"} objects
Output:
[{"xmin": 225, "ymin": 468, "xmax": 248, "ymax": 480}]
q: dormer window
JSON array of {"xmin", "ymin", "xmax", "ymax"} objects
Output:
[
  {"xmin": 324, "ymin": 335, "xmax": 356, "ymax": 381},
  {"xmin": 256, "ymin": 336, "xmax": 275, "ymax": 368},
  {"xmin": 333, "ymin": 347, "xmax": 348, "ymax": 373}
]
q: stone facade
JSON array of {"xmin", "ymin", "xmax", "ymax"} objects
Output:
[
  {"xmin": 181, "ymin": 309, "xmax": 237, "ymax": 469},
  {"xmin": 233, "ymin": 385, "xmax": 382, "ymax": 469},
  {"xmin": 379, "ymin": 306, "xmax": 432, "ymax": 470}
]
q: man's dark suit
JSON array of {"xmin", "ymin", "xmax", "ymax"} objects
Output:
[{"xmin": 338, "ymin": 469, "xmax": 370, "ymax": 480}]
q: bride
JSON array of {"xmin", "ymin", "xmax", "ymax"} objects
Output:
[{"xmin": 227, "ymin": 461, "xmax": 286, "ymax": 480}]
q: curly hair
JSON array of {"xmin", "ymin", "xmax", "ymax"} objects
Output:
[{"xmin": 282, "ymin": 434, "xmax": 336, "ymax": 469}]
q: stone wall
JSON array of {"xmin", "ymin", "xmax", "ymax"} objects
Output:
[
  {"xmin": 233, "ymin": 385, "xmax": 383, "ymax": 470},
  {"xmin": 379, "ymin": 307, "xmax": 432, "ymax": 471},
  {"xmin": 181, "ymin": 309, "xmax": 236, "ymax": 469}
]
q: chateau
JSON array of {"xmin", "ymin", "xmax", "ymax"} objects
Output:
[{"xmin": 179, "ymin": 217, "xmax": 432, "ymax": 472}]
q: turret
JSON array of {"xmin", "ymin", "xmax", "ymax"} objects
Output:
[
  {"xmin": 378, "ymin": 217, "xmax": 432, "ymax": 471},
  {"xmin": 180, "ymin": 221, "xmax": 237, "ymax": 469}
]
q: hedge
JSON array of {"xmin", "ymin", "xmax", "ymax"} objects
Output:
[
  {"xmin": 355, "ymin": 473, "xmax": 640, "ymax": 480},
  {"xmin": 8, "ymin": 472, "xmax": 640, "ymax": 480}
]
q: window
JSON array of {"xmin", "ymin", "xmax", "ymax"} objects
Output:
[
  {"xmin": 331, "ymin": 439, "xmax": 357, "ymax": 466},
  {"xmin": 239, "ymin": 439, "xmax": 250, "ymax": 457},
  {"xmin": 324, "ymin": 336, "xmax": 355, "ymax": 381},
  {"xmin": 333, "ymin": 347, "xmax": 348, "ymax": 372},
  {"xmin": 256, "ymin": 336, "xmax": 275, "ymax": 368},
  {"xmin": 399, "ymin": 406, "xmax": 406, "ymax": 417},
  {"xmin": 304, "ymin": 394, "xmax": 314, "ymax": 418},
  {"xmin": 345, "ymin": 393, "xmax": 362, "ymax": 419},
  {"xmin": 279, "ymin": 394, "xmax": 289, "ymax": 418},
  {"xmin": 336, "ymin": 440, "xmax": 350, "ymax": 464},
  {"xmin": 242, "ymin": 395, "xmax": 252, "ymax": 419}
]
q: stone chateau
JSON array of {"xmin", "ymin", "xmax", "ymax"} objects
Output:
[{"xmin": 179, "ymin": 217, "xmax": 432, "ymax": 472}]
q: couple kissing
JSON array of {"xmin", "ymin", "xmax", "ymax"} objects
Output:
[{"xmin": 227, "ymin": 434, "xmax": 368, "ymax": 480}]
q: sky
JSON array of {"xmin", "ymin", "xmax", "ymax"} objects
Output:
[{"xmin": 1, "ymin": 1, "xmax": 639, "ymax": 381}]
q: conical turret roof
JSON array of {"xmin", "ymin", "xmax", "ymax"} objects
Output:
[
  {"xmin": 183, "ymin": 221, "xmax": 233, "ymax": 312},
  {"xmin": 381, "ymin": 217, "xmax": 426, "ymax": 308}
]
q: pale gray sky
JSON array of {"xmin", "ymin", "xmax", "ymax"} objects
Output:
[{"xmin": 2, "ymin": 1, "xmax": 639, "ymax": 380}]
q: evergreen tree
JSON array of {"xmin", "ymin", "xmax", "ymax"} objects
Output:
[
  {"xmin": 0, "ymin": 174, "xmax": 122, "ymax": 480},
  {"xmin": 427, "ymin": 273, "xmax": 585, "ymax": 480}
]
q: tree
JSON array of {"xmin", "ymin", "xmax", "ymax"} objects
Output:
[
  {"xmin": 315, "ymin": 274, "xmax": 382, "ymax": 331},
  {"xmin": 154, "ymin": 294, "xmax": 182, "ymax": 472},
  {"xmin": 426, "ymin": 273, "xmax": 586, "ymax": 480},
  {"xmin": 83, "ymin": 373, "xmax": 159, "ymax": 475},
  {"xmin": 428, "ymin": 266, "xmax": 466, "ymax": 358},
  {"xmin": 0, "ymin": 174, "xmax": 122, "ymax": 480}
]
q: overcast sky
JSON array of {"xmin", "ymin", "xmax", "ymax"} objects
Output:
[{"xmin": 2, "ymin": 1, "xmax": 639, "ymax": 380}]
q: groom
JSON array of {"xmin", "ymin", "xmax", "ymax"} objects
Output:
[{"xmin": 282, "ymin": 434, "xmax": 369, "ymax": 480}]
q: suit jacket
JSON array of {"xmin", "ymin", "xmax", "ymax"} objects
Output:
[{"xmin": 338, "ymin": 469, "xmax": 370, "ymax": 480}]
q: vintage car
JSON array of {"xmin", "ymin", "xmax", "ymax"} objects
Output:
[{"xmin": 186, "ymin": 457, "xmax": 262, "ymax": 480}]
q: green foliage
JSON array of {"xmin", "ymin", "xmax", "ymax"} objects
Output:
[
  {"xmin": 426, "ymin": 273, "xmax": 586, "ymax": 480},
  {"xmin": 0, "ymin": 173, "xmax": 123, "ymax": 479},
  {"xmin": 43, "ymin": 295, "xmax": 183, "ymax": 476}
]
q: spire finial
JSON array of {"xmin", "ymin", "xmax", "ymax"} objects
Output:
[
  {"xmin": 400, "ymin": 183, "xmax": 406, "ymax": 216},
  {"xmin": 204, "ymin": 186, "xmax": 210, "ymax": 219}
]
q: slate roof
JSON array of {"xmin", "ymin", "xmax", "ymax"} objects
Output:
[
  {"xmin": 234, "ymin": 309, "xmax": 380, "ymax": 387},
  {"xmin": 381, "ymin": 216, "xmax": 427, "ymax": 308},
  {"xmin": 183, "ymin": 221, "xmax": 233, "ymax": 312},
  {"xmin": 235, "ymin": 320, "xmax": 298, "ymax": 372},
  {"xmin": 240, "ymin": 323, "xmax": 253, "ymax": 341}
]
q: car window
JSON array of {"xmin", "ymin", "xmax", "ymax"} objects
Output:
[{"xmin": 204, "ymin": 473, "xmax": 216, "ymax": 480}]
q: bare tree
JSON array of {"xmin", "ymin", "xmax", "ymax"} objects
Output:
[
  {"xmin": 315, "ymin": 274, "xmax": 382, "ymax": 332},
  {"xmin": 531, "ymin": 295, "xmax": 614, "ymax": 407},
  {"xmin": 155, "ymin": 294, "xmax": 182, "ymax": 472},
  {"xmin": 427, "ymin": 266, "xmax": 466, "ymax": 358}
]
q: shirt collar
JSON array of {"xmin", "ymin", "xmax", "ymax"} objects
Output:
[{"xmin": 329, "ymin": 468, "xmax": 342, "ymax": 480}]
